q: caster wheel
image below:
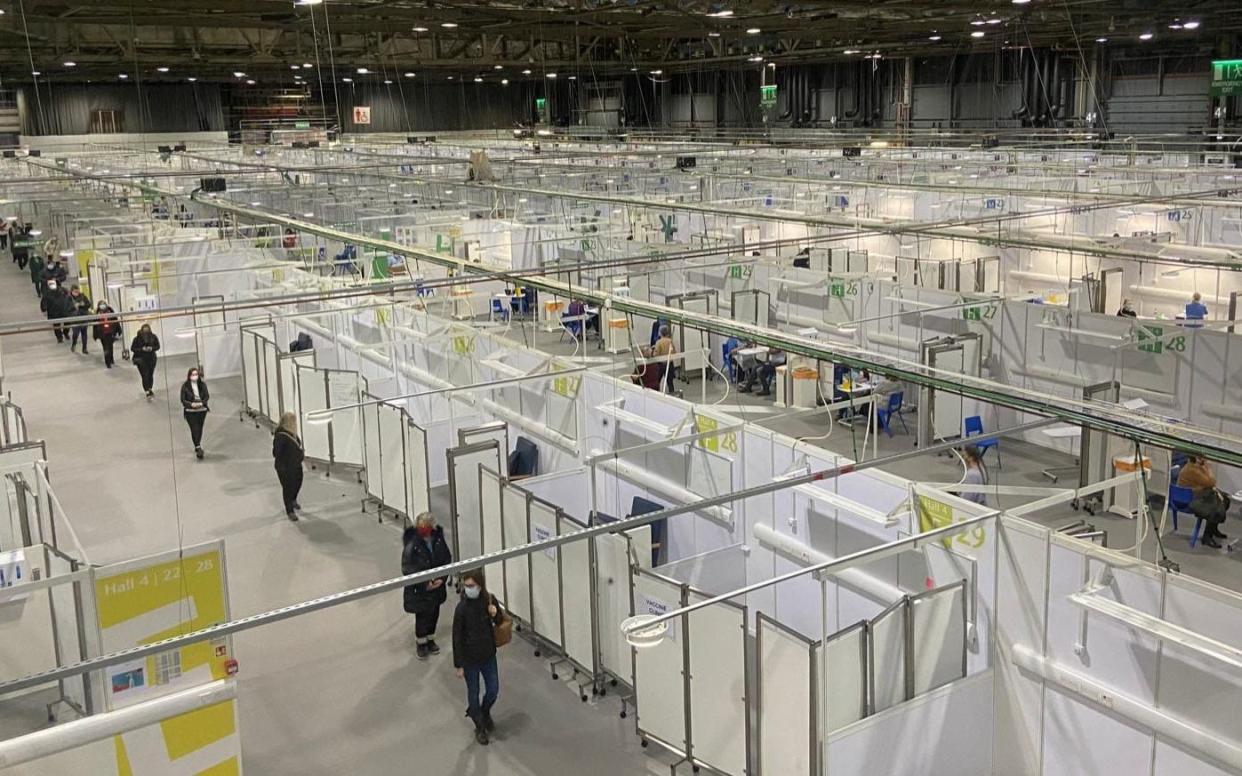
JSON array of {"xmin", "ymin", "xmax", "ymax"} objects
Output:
[
  {"xmin": 581, "ymin": 695, "xmax": 588, "ymax": 702},
  {"xmin": 640, "ymin": 738, "xmax": 647, "ymax": 748},
  {"xmin": 693, "ymin": 767, "xmax": 700, "ymax": 773},
  {"xmin": 599, "ymin": 688, "xmax": 607, "ymax": 697},
  {"xmin": 552, "ymin": 673, "xmax": 559, "ymax": 680},
  {"xmin": 620, "ymin": 710, "xmax": 628, "ymax": 719},
  {"xmin": 516, "ymin": 624, "xmax": 522, "ymax": 632},
  {"xmin": 534, "ymin": 650, "xmax": 542, "ymax": 657},
  {"xmin": 610, "ymin": 679, "xmax": 618, "ymax": 686}
]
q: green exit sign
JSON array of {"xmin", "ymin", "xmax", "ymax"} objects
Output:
[
  {"xmin": 294, "ymin": 121, "xmax": 310, "ymax": 129},
  {"xmin": 1211, "ymin": 60, "xmax": 1242, "ymax": 96},
  {"xmin": 830, "ymin": 282, "xmax": 846, "ymax": 298}
]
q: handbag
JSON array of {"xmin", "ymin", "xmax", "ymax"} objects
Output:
[{"xmin": 492, "ymin": 598, "xmax": 513, "ymax": 648}]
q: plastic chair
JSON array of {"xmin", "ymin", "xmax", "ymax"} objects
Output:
[
  {"xmin": 876, "ymin": 391, "xmax": 908, "ymax": 436},
  {"xmin": 964, "ymin": 415, "xmax": 1001, "ymax": 468},
  {"xmin": 560, "ymin": 313, "xmax": 583, "ymax": 341},
  {"xmin": 490, "ymin": 297, "xmax": 509, "ymax": 323},
  {"xmin": 507, "ymin": 436, "xmax": 539, "ymax": 478},
  {"xmin": 1168, "ymin": 466, "xmax": 1206, "ymax": 547}
]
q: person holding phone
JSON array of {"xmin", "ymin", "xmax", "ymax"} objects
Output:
[
  {"xmin": 179, "ymin": 366, "xmax": 209, "ymax": 459},
  {"xmin": 402, "ymin": 513, "xmax": 452, "ymax": 658},
  {"xmin": 131, "ymin": 324, "xmax": 161, "ymax": 397}
]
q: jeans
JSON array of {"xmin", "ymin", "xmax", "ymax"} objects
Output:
[
  {"xmin": 463, "ymin": 656, "xmax": 499, "ymax": 720},
  {"xmin": 102, "ymin": 338, "xmax": 116, "ymax": 367},
  {"xmin": 277, "ymin": 467, "xmax": 303, "ymax": 511},
  {"xmin": 71, "ymin": 326, "xmax": 88, "ymax": 351},
  {"xmin": 184, "ymin": 411, "xmax": 206, "ymax": 447},
  {"xmin": 53, "ymin": 322, "xmax": 65, "ymax": 343}
]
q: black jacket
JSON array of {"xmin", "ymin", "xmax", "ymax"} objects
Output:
[
  {"xmin": 180, "ymin": 379, "xmax": 210, "ymax": 413},
  {"xmin": 131, "ymin": 332, "xmax": 160, "ymax": 365},
  {"xmin": 452, "ymin": 591, "xmax": 503, "ymax": 668},
  {"xmin": 40, "ymin": 289, "xmax": 72, "ymax": 319},
  {"xmin": 68, "ymin": 292, "xmax": 92, "ymax": 318},
  {"xmin": 402, "ymin": 526, "xmax": 452, "ymax": 614},
  {"xmin": 272, "ymin": 428, "xmax": 305, "ymax": 473},
  {"xmin": 92, "ymin": 313, "xmax": 121, "ymax": 342}
]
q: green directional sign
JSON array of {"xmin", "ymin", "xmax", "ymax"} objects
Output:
[
  {"xmin": 830, "ymin": 282, "xmax": 846, "ymax": 298},
  {"xmin": 1211, "ymin": 59, "xmax": 1242, "ymax": 97}
]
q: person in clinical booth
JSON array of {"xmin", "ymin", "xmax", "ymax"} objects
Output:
[
  {"xmin": 453, "ymin": 569, "xmax": 504, "ymax": 746},
  {"xmin": 1178, "ymin": 454, "xmax": 1231, "ymax": 548},
  {"xmin": 1185, "ymin": 292, "xmax": 1208, "ymax": 326},
  {"xmin": 959, "ymin": 445, "xmax": 990, "ymax": 507},
  {"xmin": 131, "ymin": 324, "xmax": 161, "ymax": 398},
  {"xmin": 92, "ymin": 302, "xmax": 122, "ymax": 368},
  {"xmin": 180, "ymin": 367, "xmax": 210, "ymax": 460},
  {"xmin": 402, "ymin": 512, "xmax": 452, "ymax": 659},
  {"xmin": 652, "ymin": 325, "xmax": 677, "ymax": 392},
  {"xmin": 272, "ymin": 412, "xmax": 305, "ymax": 521},
  {"xmin": 1117, "ymin": 299, "xmax": 1137, "ymax": 318}
]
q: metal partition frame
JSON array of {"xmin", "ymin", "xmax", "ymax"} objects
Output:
[
  {"xmin": 445, "ymin": 439, "xmax": 502, "ymax": 564},
  {"xmin": 684, "ymin": 586, "xmax": 749, "ymax": 776},
  {"xmin": 908, "ymin": 579, "xmax": 969, "ymax": 695},
  {"xmin": 631, "ymin": 566, "xmax": 693, "ymax": 765}
]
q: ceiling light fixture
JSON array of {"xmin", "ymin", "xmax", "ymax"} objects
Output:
[
  {"xmin": 188, "ymin": 77, "xmax": 198, "ymax": 82},
  {"xmin": 413, "ymin": 26, "xmax": 428, "ymax": 32},
  {"xmin": 929, "ymin": 34, "xmax": 941, "ymax": 41},
  {"xmin": 1012, "ymin": 0, "xmax": 1030, "ymax": 4},
  {"xmin": 246, "ymin": 79, "xmax": 256, "ymax": 84},
  {"xmin": 707, "ymin": 9, "xmax": 733, "ymax": 17},
  {"xmin": 291, "ymin": 65, "xmax": 301, "ymax": 70},
  {"xmin": 501, "ymin": 79, "xmax": 509, "ymax": 85},
  {"xmin": 708, "ymin": 31, "xmax": 721, "ymax": 37},
  {"xmin": 523, "ymin": 69, "xmax": 532, "ymax": 75},
  {"xmin": 303, "ymin": 63, "xmax": 313, "ymax": 68},
  {"xmin": 384, "ymin": 79, "xmax": 393, "ymax": 84},
  {"xmin": 473, "ymin": 77, "xmax": 483, "ymax": 82},
  {"xmin": 987, "ymin": 17, "xmax": 1002, "ymax": 24},
  {"xmin": 234, "ymin": 71, "xmax": 246, "ymax": 78},
  {"xmin": 157, "ymin": 66, "xmax": 169, "ymax": 72},
  {"xmin": 31, "ymin": 71, "xmax": 41, "ymax": 76},
  {"xmin": 546, "ymin": 72, "xmax": 557, "ymax": 78},
  {"xmin": 404, "ymin": 72, "xmax": 416, "ymax": 78},
  {"xmin": 357, "ymin": 67, "xmax": 369, "ymax": 74},
  {"xmin": 971, "ymin": 31, "xmax": 986, "ymax": 38},
  {"xmin": 441, "ymin": 22, "xmax": 457, "ymax": 28},
  {"xmin": 63, "ymin": 61, "xmax": 76, "ymax": 67},
  {"xmin": 1095, "ymin": 37, "xmax": 1108, "ymax": 43},
  {"xmin": 1184, "ymin": 20, "xmax": 1200, "ymax": 29},
  {"xmin": 119, "ymin": 74, "xmax": 128, "ymax": 79},
  {"xmin": 1139, "ymin": 31, "xmax": 1153, "ymax": 40},
  {"xmin": 971, "ymin": 19, "xmax": 986, "ymax": 26},
  {"xmin": 650, "ymin": 69, "xmax": 663, "ymax": 75},
  {"xmin": 342, "ymin": 77, "xmax": 353, "ymax": 82},
  {"xmin": 746, "ymin": 27, "xmax": 761, "ymax": 34},
  {"xmin": 494, "ymin": 65, "xmax": 503, "ymax": 70}
]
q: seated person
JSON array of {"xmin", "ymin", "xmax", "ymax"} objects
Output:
[
  {"xmin": 733, "ymin": 341, "xmax": 761, "ymax": 393},
  {"xmin": 1178, "ymin": 454, "xmax": 1231, "ymax": 548},
  {"xmin": 1185, "ymin": 292, "xmax": 1208, "ymax": 327},
  {"xmin": 755, "ymin": 350, "xmax": 786, "ymax": 397},
  {"xmin": 793, "ymin": 247, "xmax": 811, "ymax": 269},
  {"xmin": 652, "ymin": 326, "xmax": 677, "ymax": 392},
  {"xmin": 1117, "ymin": 298, "xmax": 1137, "ymax": 317}
]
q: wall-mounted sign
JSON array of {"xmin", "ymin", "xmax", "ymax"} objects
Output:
[
  {"xmin": 1211, "ymin": 60, "xmax": 1242, "ymax": 96},
  {"xmin": 352, "ymin": 106, "xmax": 372, "ymax": 125}
]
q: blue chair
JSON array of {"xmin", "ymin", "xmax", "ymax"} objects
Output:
[
  {"xmin": 1168, "ymin": 466, "xmax": 1206, "ymax": 547},
  {"xmin": 722, "ymin": 338, "xmax": 741, "ymax": 382},
  {"xmin": 964, "ymin": 415, "xmax": 1001, "ymax": 468},
  {"xmin": 561, "ymin": 312, "xmax": 583, "ymax": 340},
  {"xmin": 490, "ymin": 297, "xmax": 509, "ymax": 322},
  {"xmin": 876, "ymin": 391, "xmax": 908, "ymax": 437}
]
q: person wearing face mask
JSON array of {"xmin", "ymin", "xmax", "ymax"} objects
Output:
[
  {"xmin": 67, "ymin": 285, "xmax": 92, "ymax": 353},
  {"xmin": 131, "ymin": 324, "xmax": 161, "ymax": 397},
  {"xmin": 1117, "ymin": 299, "xmax": 1137, "ymax": 318},
  {"xmin": 402, "ymin": 513, "xmax": 452, "ymax": 659},
  {"xmin": 92, "ymin": 302, "xmax": 122, "ymax": 368},
  {"xmin": 179, "ymin": 366, "xmax": 210, "ymax": 459},
  {"xmin": 39, "ymin": 280, "xmax": 73, "ymax": 343},
  {"xmin": 452, "ymin": 569, "xmax": 505, "ymax": 745},
  {"xmin": 272, "ymin": 412, "xmax": 305, "ymax": 521}
]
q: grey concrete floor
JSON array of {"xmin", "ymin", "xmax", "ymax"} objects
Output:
[{"xmin": 0, "ymin": 269, "xmax": 666, "ymax": 774}]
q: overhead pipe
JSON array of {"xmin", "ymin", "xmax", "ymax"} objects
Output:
[
  {"xmin": 1012, "ymin": 50, "xmax": 1031, "ymax": 121},
  {"xmin": 1048, "ymin": 55, "xmax": 1063, "ymax": 124},
  {"xmin": 844, "ymin": 60, "xmax": 861, "ymax": 119}
]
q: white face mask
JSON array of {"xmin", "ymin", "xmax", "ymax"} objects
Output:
[
  {"xmin": 463, "ymin": 585, "xmax": 481, "ymax": 600},
  {"xmin": 190, "ymin": 374, "xmax": 200, "ymax": 382}
]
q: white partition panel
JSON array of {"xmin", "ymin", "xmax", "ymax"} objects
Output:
[
  {"xmin": 687, "ymin": 592, "xmax": 747, "ymax": 775},
  {"xmin": 911, "ymin": 582, "xmax": 967, "ymax": 696},
  {"xmin": 241, "ymin": 328, "xmax": 262, "ymax": 415},
  {"xmin": 595, "ymin": 530, "xmax": 636, "ymax": 682},
  {"xmin": 297, "ymin": 365, "xmax": 329, "ymax": 462},
  {"xmin": 869, "ymin": 598, "xmax": 908, "ymax": 714},
  {"xmin": 823, "ymin": 621, "xmax": 868, "ymax": 734},
  {"xmin": 633, "ymin": 570, "xmax": 687, "ymax": 753},
  {"xmin": 362, "ymin": 402, "xmax": 383, "ymax": 503},
  {"xmin": 501, "ymin": 483, "xmax": 532, "ymax": 624},
  {"xmin": 326, "ymin": 370, "xmax": 364, "ymax": 466},
  {"xmin": 758, "ymin": 614, "xmax": 817, "ymax": 776},
  {"xmin": 448, "ymin": 442, "xmax": 500, "ymax": 562},
  {"xmin": 559, "ymin": 513, "xmax": 594, "ymax": 671},
  {"xmin": 378, "ymin": 403, "xmax": 408, "ymax": 516},
  {"xmin": 528, "ymin": 499, "xmax": 564, "ymax": 649},
  {"xmin": 480, "ymin": 467, "xmax": 506, "ymax": 597},
  {"xmin": 261, "ymin": 338, "xmax": 281, "ymax": 424},
  {"xmin": 405, "ymin": 421, "xmax": 430, "ymax": 518},
  {"xmin": 278, "ymin": 350, "xmax": 313, "ymax": 421}
]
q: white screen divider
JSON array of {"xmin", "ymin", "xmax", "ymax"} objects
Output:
[
  {"xmin": 822, "ymin": 620, "xmax": 868, "ymax": 734},
  {"xmin": 446, "ymin": 440, "xmax": 501, "ymax": 563},
  {"xmin": 528, "ymin": 498, "xmax": 565, "ymax": 650},
  {"xmin": 277, "ymin": 350, "xmax": 314, "ymax": 424},
  {"xmin": 361, "ymin": 400, "xmax": 383, "ymax": 505},
  {"xmin": 296, "ymin": 363, "xmax": 330, "ymax": 463},
  {"xmin": 405, "ymin": 420, "xmax": 431, "ymax": 518},
  {"xmin": 378, "ymin": 402, "xmax": 408, "ymax": 517},
  {"xmin": 479, "ymin": 466, "xmax": 506, "ymax": 599},
  {"xmin": 324, "ymin": 370, "xmax": 365, "ymax": 467},
  {"xmin": 868, "ymin": 597, "xmax": 910, "ymax": 714},
  {"xmin": 910, "ymin": 581, "xmax": 968, "ymax": 696},
  {"xmin": 558, "ymin": 512, "xmax": 595, "ymax": 674},
  {"xmin": 594, "ymin": 529, "xmax": 637, "ymax": 684},
  {"xmin": 757, "ymin": 612, "xmax": 818, "ymax": 776},
  {"xmin": 633, "ymin": 568, "xmax": 689, "ymax": 756},
  {"xmin": 261, "ymin": 338, "xmax": 281, "ymax": 424},
  {"xmin": 686, "ymin": 590, "xmax": 748, "ymax": 776},
  {"xmin": 500, "ymin": 481, "xmax": 532, "ymax": 625}
]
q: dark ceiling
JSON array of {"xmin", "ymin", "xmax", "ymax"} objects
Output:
[{"xmin": 1, "ymin": 0, "xmax": 1237, "ymax": 83}]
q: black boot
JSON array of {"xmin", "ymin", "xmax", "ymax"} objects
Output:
[
  {"xmin": 482, "ymin": 707, "xmax": 495, "ymax": 733},
  {"xmin": 1204, "ymin": 535, "xmax": 1222, "ymax": 549},
  {"xmin": 470, "ymin": 712, "xmax": 489, "ymax": 745}
]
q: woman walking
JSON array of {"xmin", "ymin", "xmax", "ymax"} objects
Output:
[
  {"xmin": 131, "ymin": 324, "xmax": 160, "ymax": 397},
  {"xmin": 402, "ymin": 513, "xmax": 452, "ymax": 658},
  {"xmin": 272, "ymin": 412, "xmax": 305, "ymax": 521},
  {"xmin": 92, "ymin": 302, "xmax": 122, "ymax": 368},
  {"xmin": 179, "ymin": 367, "xmax": 209, "ymax": 459},
  {"xmin": 452, "ymin": 569, "xmax": 505, "ymax": 746}
]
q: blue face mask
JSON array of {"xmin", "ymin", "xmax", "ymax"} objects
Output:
[{"xmin": 463, "ymin": 585, "xmax": 481, "ymax": 600}]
